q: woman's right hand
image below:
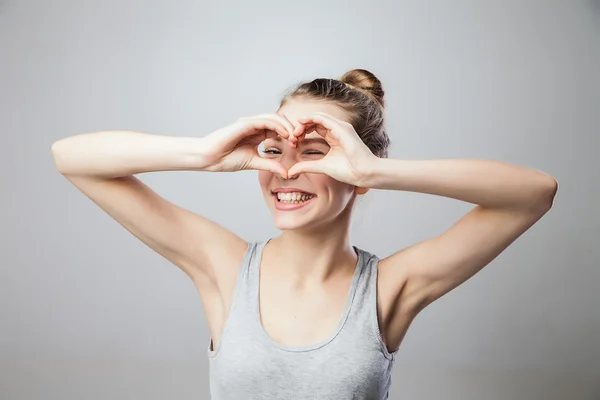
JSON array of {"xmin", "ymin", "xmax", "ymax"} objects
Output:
[{"xmin": 198, "ymin": 113, "xmax": 295, "ymax": 177}]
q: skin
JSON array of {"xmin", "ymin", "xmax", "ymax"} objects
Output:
[
  {"xmin": 256, "ymin": 101, "xmax": 371, "ymax": 346},
  {"xmin": 51, "ymin": 98, "xmax": 558, "ymax": 355},
  {"xmin": 258, "ymin": 98, "xmax": 558, "ymax": 351}
]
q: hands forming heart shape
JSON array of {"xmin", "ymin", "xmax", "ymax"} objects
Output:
[
  {"xmin": 201, "ymin": 112, "xmax": 377, "ymax": 187},
  {"xmin": 285, "ymin": 113, "xmax": 377, "ymax": 186}
]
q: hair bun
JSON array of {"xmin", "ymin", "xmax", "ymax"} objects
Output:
[{"xmin": 340, "ymin": 69, "xmax": 385, "ymax": 107}]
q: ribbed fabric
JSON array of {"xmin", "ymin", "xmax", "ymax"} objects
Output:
[{"xmin": 208, "ymin": 240, "xmax": 398, "ymax": 399}]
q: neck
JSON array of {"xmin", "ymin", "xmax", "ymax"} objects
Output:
[{"xmin": 266, "ymin": 216, "xmax": 357, "ymax": 285}]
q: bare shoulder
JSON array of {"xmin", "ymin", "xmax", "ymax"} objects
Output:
[
  {"xmin": 60, "ymin": 173, "xmax": 250, "ymax": 349},
  {"xmin": 189, "ymin": 220, "xmax": 248, "ymax": 296}
]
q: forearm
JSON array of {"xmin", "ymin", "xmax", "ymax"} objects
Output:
[
  {"xmin": 51, "ymin": 131, "xmax": 208, "ymax": 178},
  {"xmin": 364, "ymin": 158, "xmax": 558, "ymax": 210}
]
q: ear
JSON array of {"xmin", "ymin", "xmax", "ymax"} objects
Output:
[{"xmin": 354, "ymin": 186, "xmax": 370, "ymax": 195}]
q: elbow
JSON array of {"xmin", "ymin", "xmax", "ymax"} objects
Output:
[
  {"xmin": 51, "ymin": 139, "xmax": 74, "ymax": 175},
  {"xmin": 533, "ymin": 175, "xmax": 558, "ymax": 213},
  {"xmin": 50, "ymin": 140, "xmax": 66, "ymax": 173},
  {"xmin": 50, "ymin": 140, "xmax": 62, "ymax": 158}
]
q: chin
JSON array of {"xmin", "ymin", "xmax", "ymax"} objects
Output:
[
  {"xmin": 270, "ymin": 206, "xmax": 319, "ymax": 231},
  {"xmin": 272, "ymin": 215, "xmax": 314, "ymax": 231}
]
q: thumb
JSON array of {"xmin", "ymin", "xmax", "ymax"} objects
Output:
[
  {"xmin": 287, "ymin": 161, "xmax": 324, "ymax": 178},
  {"xmin": 248, "ymin": 158, "xmax": 288, "ymax": 178}
]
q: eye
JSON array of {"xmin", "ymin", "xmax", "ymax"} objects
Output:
[
  {"xmin": 262, "ymin": 148, "xmax": 282, "ymax": 155},
  {"xmin": 304, "ymin": 150, "xmax": 325, "ymax": 155}
]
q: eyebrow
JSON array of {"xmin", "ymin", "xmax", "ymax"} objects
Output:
[{"xmin": 300, "ymin": 138, "xmax": 329, "ymax": 146}]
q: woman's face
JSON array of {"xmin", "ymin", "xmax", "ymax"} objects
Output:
[{"xmin": 258, "ymin": 99, "xmax": 359, "ymax": 232}]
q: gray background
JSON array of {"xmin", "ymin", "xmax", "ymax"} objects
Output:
[{"xmin": 1, "ymin": 0, "xmax": 599, "ymax": 399}]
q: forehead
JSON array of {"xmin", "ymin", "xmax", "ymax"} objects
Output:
[{"xmin": 277, "ymin": 99, "xmax": 350, "ymax": 126}]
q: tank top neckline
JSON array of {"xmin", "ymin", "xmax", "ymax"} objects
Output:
[{"xmin": 252, "ymin": 239, "xmax": 365, "ymax": 353}]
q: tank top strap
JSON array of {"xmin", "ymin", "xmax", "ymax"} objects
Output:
[
  {"xmin": 208, "ymin": 240, "xmax": 268, "ymax": 357},
  {"xmin": 227, "ymin": 240, "xmax": 268, "ymax": 316},
  {"xmin": 348, "ymin": 247, "xmax": 398, "ymax": 361},
  {"xmin": 348, "ymin": 247, "xmax": 378, "ymax": 321}
]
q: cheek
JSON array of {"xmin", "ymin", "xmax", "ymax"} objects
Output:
[
  {"xmin": 314, "ymin": 176, "xmax": 355, "ymax": 206},
  {"xmin": 258, "ymin": 171, "xmax": 273, "ymax": 192}
]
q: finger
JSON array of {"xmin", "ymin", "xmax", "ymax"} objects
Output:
[
  {"xmin": 249, "ymin": 157, "xmax": 288, "ymax": 178},
  {"xmin": 292, "ymin": 122, "xmax": 324, "ymax": 142},
  {"xmin": 284, "ymin": 123, "xmax": 307, "ymax": 148},
  {"xmin": 247, "ymin": 118, "xmax": 291, "ymax": 140},
  {"xmin": 254, "ymin": 113, "xmax": 295, "ymax": 132},
  {"xmin": 297, "ymin": 114, "xmax": 347, "ymax": 146},
  {"xmin": 263, "ymin": 129, "xmax": 281, "ymax": 140},
  {"xmin": 242, "ymin": 129, "xmax": 278, "ymax": 146},
  {"xmin": 312, "ymin": 111, "xmax": 349, "ymax": 125},
  {"xmin": 297, "ymin": 113, "xmax": 337, "ymax": 132},
  {"xmin": 287, "ymin": 161, "xmax": 324, "ymax": 178},
  {"xmin": 291, "ymin": 123, "xmax": 307, "ymax": 142},
  {"xmin": 262, "ymin": 129, "xmax": 297, "ymax": 149},
  {"xmin": 291, "ymin": 114, "xmax": 338, "ymax": 146},
  {"xmin": 292, "ymin": 121, "xmax": 332, "ymax": 149},
  {"xmin": 254, "ymin": 113, "xmax": 296, "ymax": 142},
  {"xmin": 271, "ymin": 113, "xmax": 296, "ymax": 137}
]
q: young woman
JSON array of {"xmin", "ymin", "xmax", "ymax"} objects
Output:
[{"xmin": 51, "ymin": 69, "xmax": 558, "ymax": 399}]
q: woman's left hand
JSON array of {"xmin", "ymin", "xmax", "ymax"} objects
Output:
[{"xmin": 287, "ymin": 112, "xmax": 378, "ymax": 186}]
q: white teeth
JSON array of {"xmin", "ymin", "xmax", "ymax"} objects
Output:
[{"xmin": 276, "ymin": 192, "xmax": 314, "ymax": 203}]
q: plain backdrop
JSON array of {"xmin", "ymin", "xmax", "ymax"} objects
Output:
[{"xmin": 1, "ymin": 0, "xmax": 599, "ymax": 399}]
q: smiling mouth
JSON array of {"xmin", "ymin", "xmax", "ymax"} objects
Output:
[{"xmin": 273, "ymin": 191, "xmax": 315, "ymax": 204}]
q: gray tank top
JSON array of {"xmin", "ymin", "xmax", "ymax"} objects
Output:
[{"xmin": 207, "ymin": 240, "xmax": 398, "ymax": 399}]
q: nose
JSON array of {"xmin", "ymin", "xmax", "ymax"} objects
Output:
[
  {"xmin": 283, "ymin": 172, "xmax": 299, "ymax": 181},
  {"xmin": 278, "ymin": 148, "xmax": 300, "ymax": 180}
]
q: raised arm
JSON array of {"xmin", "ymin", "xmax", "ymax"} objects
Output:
[
  {"xmin": 51, "ymin": 130, "xmax": 245, "ymax": 291},
  {"xmin": 368, "ymin": 158, "xmax": 558, "ymax": 349},
  {"xmin": 50, "ymin": 114, "xmax": 294, "ymax": 292},
  {"xmin": 285, "ymin": 112, "xmax": 558, "ymax": 352}
]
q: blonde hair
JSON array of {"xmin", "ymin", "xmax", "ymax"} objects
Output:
[{"xmin": 280, "ymin": 68, "xmax": 390, "ymax": 158}]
